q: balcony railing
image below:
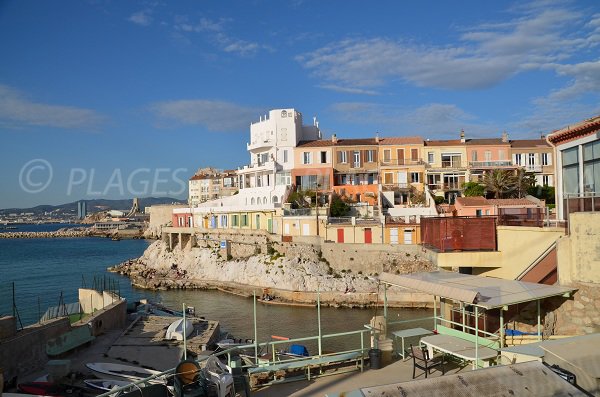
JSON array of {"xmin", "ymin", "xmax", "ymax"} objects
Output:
[
  {"xmin": 523, "ymin": 164, "xmax": 543, "ymax": 172},
  {"xmin": 428, "ymin": 183, "xmax": 462, "ymax": 191},
  {"xmin": 441, "ymin": 161, "xmax": 463, "ymax": 168},
  {"xmin": 382, "ymin": 183, "xmax": 411, "ymax": 190},
  {"xmin": 380, "ymin": 159, "xmax": 425, "ymax": 166},
  {"xmin": 469, "ymin": 160, "xmax": 514, "ymax": 168}
]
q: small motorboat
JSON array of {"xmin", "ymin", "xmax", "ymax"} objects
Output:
[
  {"xmin": 165, "ymin": 318, "xmax": 194, "ymax": 341},
  {"xmin": 85, "ymin": 362, "xmax": 165, "ymax": 383},
  {"xmin": 16, "ymin": 381, "xmax": 88, "ymax": 397},
  {"xmin": 216, "ymin": 337, "xmax": 254, "ymax": 350},
  {"xmin": 84, "ymin": 379, "xmax": 134, "ymax": 392}
]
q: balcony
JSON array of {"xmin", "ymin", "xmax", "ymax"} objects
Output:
[
  {"xmin": 237, "ymin": 160, "xmax": 277, "ymax": 174},
  {"xmin": 469, "ymin": 160, "xmax": 515, "ymax": 169},
  {"xmin": 380, "ymin": 159, "xmax": 425, "ymax": 166},
  {"xmin": 523, "ymin": 164, "xmax": 543, "ymax": 172},
  {"xmin": 428, "ymin": 183, "xmax": 462, "ymax": 191},
  {"xmin": 382, "ymin": 183, "xmax": 412, "ymax": 191},
  {"xmin": 247, "ymin": 139, "xmax": 274, "ymax": 151}
]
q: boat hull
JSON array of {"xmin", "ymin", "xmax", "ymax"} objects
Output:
[
  {"xmin": 165, "ymin": 318, "xmax": 194, "ymax": 341},
  {"xmin": 85, "ymin": 362, "xmax": 165, "ymax": 383}
]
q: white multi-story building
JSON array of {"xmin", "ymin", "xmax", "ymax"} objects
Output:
[{"xmin": 174, "ymin": 109, "xmax": 320, "ymax": 231}]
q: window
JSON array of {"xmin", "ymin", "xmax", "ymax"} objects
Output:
[
  {"xmin": 276, "ymin": 171, "xmax": 291, "ymax": 186},
  {"xmin": 220, "ymin": 215, "xmax": 228, "ymax": 228},
  {"xmin": 562, "ymin": 147, "xmax": 579, "ymax": 195},
  {"xmin": 338, "ymin": 151, "xmax": 347, "ymax": 163},
  {"xmin": 232, "ymin": 215, "xmax": 239, "ymax": 227},
  {"xmin": 528, "ymin": 153, "xmax": 536, "ymax": 165},
  {"xmin": 441, "ymin": 153, "xmax": 461, "ymax": 168},
  {"xmin": 499, "ymin": 150, "xmax": 505, "ymax": 160},
  {"xmin": 384, "ymin": 173, "xmax": 393, "ymax": 184},
  {"xmin": 542, "ymin": 175, "xmax": 552, "ymax": 186},
  {"xmin": 241, "ymin": 214, "xmax": 248, "ymax": 227},
  {"xmin": 541, "ymin": 152, "xmax": 551, "ymax": 166},
  {"xmin": 583, "ymin": 141, "xmax": 600, "ymax": 193},
  {"xmin": 383, "ymin": 149, "xmax": 391, "ymax": 162},
  {"xmin": 411, "ymin": 148, "xmax": 419, "ymax": 161},
  {"xmin": 283, "ymin": 150, "xmax": 288, "ymax": 163},
  {"xmin": 411, "ymin": 172, "xmax": 421, "ymax": 183},
  {"xmin": 353, "ymin": 151, "xmax": 361, "ymax": 168},
  {"xmin": 303, "ymin": 152, "xmax": 311, "ymax": 164},
  {"xmin": 472, "ymin": 150, "xmax": 478, "ymax": 161},
  {"xmin": 475, "ymin": 209, "xmax": 482, "ymax": 217},
  {"xmin": 321, "ymin": 151, "xmax": 327, "ymax": 164},
  {"xmin": 514, "ymin": 153, "xmax": 523, "ymax": 166},
  {"xmin": 428, "ymin": 152, "xmax": 434, "ymax": 164},
  {"xmin": 484, "ymin": 151, "xmax": 492, "ymax": 161},
  {"xmin": 366, "ymin": 150, "xmax": 375, "ymax": 162}
]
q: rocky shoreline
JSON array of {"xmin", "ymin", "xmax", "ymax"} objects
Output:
[{"xmin": 109, "ymin": 240, "xmax": 435, "ymax": 308}]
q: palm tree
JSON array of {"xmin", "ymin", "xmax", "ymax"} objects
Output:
[{"xmin": 483, "ymin": 170, "xmax": 517, "ymax": 198}]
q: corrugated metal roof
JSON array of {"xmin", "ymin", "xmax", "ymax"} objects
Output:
[
  {"xmin": 379, "ymin": 271, "xmax": 576, "ymax": 309},
  {"xmin": 358, "ymin": 361, "xmax": 587, "ymax": 397}
]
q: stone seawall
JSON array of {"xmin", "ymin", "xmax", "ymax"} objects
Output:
[
  {"xmin": 111, "ymin": 239, "xmax": 435, "ymax": 308},
  {"xmin": 0, "ymin": 229, "xmax": 94, "ymax": 238}
]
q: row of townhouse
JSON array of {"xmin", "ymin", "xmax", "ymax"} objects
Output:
[
  {"xmin": 187, "ymin": 109, "xmax": 554, "ymax": 208},
  {"xmin": 174, "ymin": 108, "xmax": 555, "ymax": 243}
]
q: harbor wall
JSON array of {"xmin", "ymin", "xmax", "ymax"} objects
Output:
[
  {"xmin": 0, "ymin": 317, "xmax": 71, "ymax": 384},
  {"xmin": 162, "ymin": 227, "xmax": 434, "ymax": 275},
  {"xmin": 83, "ymin": 299, "xmax": 127, "ymax": 336}
]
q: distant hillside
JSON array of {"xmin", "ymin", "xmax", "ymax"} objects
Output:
[{"xmin": 0, "ymin": 197, "xmax": 186, "ymax": 214}]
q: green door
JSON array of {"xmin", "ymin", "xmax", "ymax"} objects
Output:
[
  {"xmin": 256, "ymin": 214, "xmax": 260, "ymax": 230},
  {"xmin": 267, "ymin": 219, "xmax": 273, "ymax": 233}
]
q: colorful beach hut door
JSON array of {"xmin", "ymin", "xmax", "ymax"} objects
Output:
[
  {"xmin": 337, "ymin": 228, "xmax": 344, "ymax": 243},
  {"xmin": 364, "ymin": 228, "xmax": 372, "ymax": 244}
]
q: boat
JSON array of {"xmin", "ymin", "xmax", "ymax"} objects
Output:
[
  {"xmin": 85, "ymin": 362, "xmax": 165, "ymax": 383},
  {"xmin": 16, "ymin": 382, "xmax": 87, "ymax": 397},
  {"xmin": 165, "ymin": 318, "xmax": 194, "ymax": 341},
  {"xmin": 84, "ymin": 379, "xmax": 134, "ymax": 392},
  {"xmin": 216, "ymin": 337, "xmax": 255, "ymax": 352}
]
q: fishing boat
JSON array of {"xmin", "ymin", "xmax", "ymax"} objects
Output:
[
  {"xmin": 85, "ymin": 362, "xmax": 165, "ymax": 383},
  {"xmin": 165, "ymin": 318, "xmax": 194, "ymax": 341},
  {"xmin": 83, "ymin": 379, "xmax": 134, "ymax": 392}
]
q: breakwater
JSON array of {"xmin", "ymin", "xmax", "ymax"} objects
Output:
[{"xmin": 0, "ymin": 228, "xmax": 93, "ymax": 238}]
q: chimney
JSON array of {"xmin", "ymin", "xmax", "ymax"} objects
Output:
[
  {"xmin": 502, "ymin": 131, "xmax": 508, "ymax": 143},
  {"xmin": 460, "ymin": 129, "xmax": 466, "ymax": 143},
  {"xmin": 331, "ymin": 134, "xmax": 337, "ymax": 143},
  {"xmin": 375, "ymin": 132, "xmax": 380, "ymax": 143}
]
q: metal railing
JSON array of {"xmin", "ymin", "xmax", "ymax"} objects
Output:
[
  {"xmin": 469, "ymin": 161, "xmax": 514, "ymax": 168},
  {"xmin": 380, "ymin": 159, "xmax": 425, "ymax": 166}
]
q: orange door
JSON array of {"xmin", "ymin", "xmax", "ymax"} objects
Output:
[
  {"xmin": 337, "ymin": 228, "xmax": 344, "ymax": 243},
  {"xmin": 365, "ymin": 228, "xmax": 372, "ymax": 244}
]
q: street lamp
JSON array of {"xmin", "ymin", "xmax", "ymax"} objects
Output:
[{"xmin": 315, "ymin": 183, "xmax": 321, "ymax": 236}]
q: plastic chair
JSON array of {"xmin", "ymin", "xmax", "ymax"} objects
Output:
[{"xmin": 410, "ymin": 344, "xmax": 445, "ymax": 379}]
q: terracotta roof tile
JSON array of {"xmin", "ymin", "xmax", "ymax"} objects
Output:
[
  {"xmin": 547, "ymin": 115, "xmax": 600, "ymax": 144},
  {"xmin": 465, "ymin": 138, "xmax": 508, "ymax": 145},
  {"xmin": 487, "ymin": 198, "xmax": 538, "ymax": 206},
  {"xmin": 296, "ymin": 140, "xmax": 333, "ymax": 148},
  {"xmin": 509, "ymin": 139, "xmax": 551, "ymax": 148},
  {"xmin": 335, "ymin": 138, "xmax": 379, "ymax": 146},
  {"xmin": 379, "ymin": 136, "xmax": 424, "ymax": 145},
  {"xmin": 424, "ymin": 139, "xmax": 463, "ymax": 146},
  {"xmin": 455, "ymin": 196, "xmax": 489, "ymax": 206}
]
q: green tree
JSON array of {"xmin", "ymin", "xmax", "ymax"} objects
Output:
[
  {"xmin": 330, "ymin": 194, "xmax": 351, "ymax": 217},
  {"xmin": 528, "ymin": 185, "xmax": 556, "ymax": 204},
  {"xmin": 483, "ymin": 170, "xmax": 517, "ymax": 198},
  {"xmin": 514, "ymin": 170, "xmax": 537, "ymax": 198},
  {"xmin": 462, "ymin": 181, "xmax": 485, "ymax": 197}
]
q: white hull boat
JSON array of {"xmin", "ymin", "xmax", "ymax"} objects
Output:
[
  {"xmin": 84, "ymin": 379, "xmax": 134, "ymax": 392},
  {"xmin": 85, "ymin": 362, "xmax": 165, "ymax": 383},
  {"xmin": 165, "ymin": 318, "xmax": 194, "ymax": 341}
]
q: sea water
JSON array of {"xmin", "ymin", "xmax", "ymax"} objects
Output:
[{"xmin": 0, "ymin": 226, "xmax": 431, "ymax": 352}]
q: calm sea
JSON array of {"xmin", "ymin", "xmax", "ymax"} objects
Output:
[{"xmin": 0, "ymin": 225, "xmax": 431, "ymax": 352}]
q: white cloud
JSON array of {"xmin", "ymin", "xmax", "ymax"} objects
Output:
[
  {"xmin": 151, "ymin": 99, "xmax": 261, "ymax": 132},
  {"xmin": 0, "ymin": 84, "xmax": 105, "ymax": 130},
  {"xmin": 128, "ymin": 9, "xmax": 153, "ymax": 26},
  {"xmin": 297, "ymin": 4, "xmax": 596, "ymax": 91},
  {"xmin": 329, "ymin": 102, "xmax": 496, "ymax": 138},
  {"xmin": 173, "ymin": 16, "xmax": 266, "ymax": 57},
  {"xmin": 318, "ymin": 84, "xmax": 380, "ymax": 96}
]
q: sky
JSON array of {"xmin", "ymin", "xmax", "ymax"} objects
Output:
[{"xmin": 1, "ymin": 0, "xmax": 599, "ymax": 209}]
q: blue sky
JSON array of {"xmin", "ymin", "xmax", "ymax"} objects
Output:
[{"xmin": 1, "ymin": 0, "xmax": 599, "ymax": 208}]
